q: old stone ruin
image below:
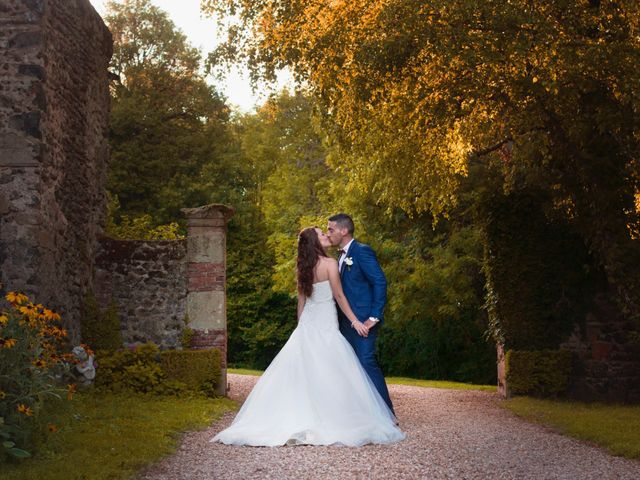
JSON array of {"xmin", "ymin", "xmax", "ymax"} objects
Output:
[{"xmin": 0, "ymin": 0, "xmax": 232, "ymax": 394}]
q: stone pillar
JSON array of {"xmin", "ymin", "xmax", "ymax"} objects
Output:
[{"xmin": 181, "ymin": 204, "xmax": 234, "ymax": 396}]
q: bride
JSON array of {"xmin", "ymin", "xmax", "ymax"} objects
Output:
[{"xmin": 211, "ymin": 227, "xmax": 405, "ymax": 447}]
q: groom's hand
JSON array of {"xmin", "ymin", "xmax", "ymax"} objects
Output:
[
  {"xmin": 363, "ymin": 319, "xmax": 378, "ymax": 330},
  {"xmin": 352, "ymin": 320, "xmax": 369, "ymax": 337}
]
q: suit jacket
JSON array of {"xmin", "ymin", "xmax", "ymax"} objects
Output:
[{"xmin": 337, "ymin": 240, "xmax": 387, "ymax": 325}]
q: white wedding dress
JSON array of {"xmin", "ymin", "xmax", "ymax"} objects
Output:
[{"xmin": 212, "ymin": 280, "xmax": 405, "ymax": 447}]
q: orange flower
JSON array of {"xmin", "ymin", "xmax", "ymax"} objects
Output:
[
  {"xmin": 47, "ymin": 326, "xmax": 68, "ymax": 339},
  {"xmin": 62, "ymin": 352, "xmax": 76, "ymax": 362},
  {"xmin": 6, "ymin": 291, "xmax": 28, "ymax": 305},
  {"xmin": 17, "ymin": 404, "xmax": 33, "ymax": 416},
  {"xmin": 1, "ymin": 337, "xmax": 17, "ymax": 348},
  {"xmin": 67, "ymin": 383, "xmax": 77, "ymax": 400},
  {"xmin": 32, "ymin": 358, "xmax": 47, "ymax": 368},
  {"xmin": 81, "ymin": 343, "xmax": 95, "ymax": 356},
  {"xmin": 47, "ymin": 424, "xmax": 58, "ymax": 433}
]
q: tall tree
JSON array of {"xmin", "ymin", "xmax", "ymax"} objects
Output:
[{"xmin": 106, "ymin": 0, "xmax": 237, "ymax": 226}]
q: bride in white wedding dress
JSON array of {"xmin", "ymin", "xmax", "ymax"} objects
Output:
[{"xmin": 212, "ymin": 227, "xmax": 405, "ymax": 447}]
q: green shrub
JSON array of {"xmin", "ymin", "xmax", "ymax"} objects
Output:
[
  {"xmin": 94, "ymin": 343, "xmax": 180, "ymax": 395},
  {"xmin": 506, "ymin": 349, "xmax": 573, "ymax": 397},
  {"xmin": 95, "ymin": 343, "xmax": 221, "ymax": 397},
  {"xmin": 180, "ymin": 315, "xmax": 194, "ymax": 349},
  {"xmin": 80, "ymin": 293, "xmax": 122, "ymax": 351},
  {"xmin": 160, "ymin": 349, "xmax": 221, "ymax": 396}
]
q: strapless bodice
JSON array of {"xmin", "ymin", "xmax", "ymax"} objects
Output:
[
  {"xmin": 298, "ymin": 280, "xmax": 338, "ymax": 330},
  {"xmin": 306, "ymin": 280, "xmax": 333, "ymax": 304}
]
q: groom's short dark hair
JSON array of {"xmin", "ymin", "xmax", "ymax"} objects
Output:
[{"xmin": 329, "ymin": 213, "xmax": 354, "ymax": 235}]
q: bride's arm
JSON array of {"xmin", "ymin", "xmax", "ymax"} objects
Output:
[
  {"xmin": 297, "ymin": 292, "xmax": 306, "ymax": 320},
  {"xmin": 327, "ymin": 259, "xmax": 369, "ymax": 337}
]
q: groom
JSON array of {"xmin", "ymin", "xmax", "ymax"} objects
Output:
[{"xmin": 327, "ymin": 213, "xmax": 395, "ymax": 414}]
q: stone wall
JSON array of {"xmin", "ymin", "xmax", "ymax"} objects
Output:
[
  {"xmin": 92, "ymin": 205, "xmax": 233, "ymax": 394},
  {"xmin": 93, "ymin": 235, "xmax": 188, "ymax": 349},
  {"xmin": 0, "ymin": 0, "xmax": 112, "ymax": 341},
  {"xmin": 498, "ymin": 293, "xmax": 640, "ymax": 402},
  {"xmin": 561, "ymin": 294, "xmax": 640, "ymax": 403}
]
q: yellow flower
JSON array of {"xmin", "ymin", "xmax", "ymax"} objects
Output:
[
  {"xmin": 42, "ymin": 308, "xmax": 59, "ymax": 321},
  {"xmin": 17, "ymin": 404, "xmax": 33, "ymax": 416},
  {"xmin": 0, "ymin": 314, "xmax": 8, "ymax": 326},
  {"xmin": 18, "ymin": 304, "xmax": 37, "ymax": 317},
  {"xmin": 1, "ymin": 337, "xmax": 17, "ymax": 348},
  {"xmin": 67, "ymin": 383, "xmax": 77, "ymax": 400},
  {"xmin": 0, "ymin": 390, "xmax": 6, "ymax": 399},
  {"xmin": 46, "ymin": 326, "xmax": 68, "ymax": 339},
  {"xmin": 6, "ymin": 291, "xmax": 28, "ymax": 305},
  {"xmin": 32, "ymin": 358, "xmax": 47, "ymax": 368}
]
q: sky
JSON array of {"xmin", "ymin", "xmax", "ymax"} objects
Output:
[{"xmin": 89, "ymin": 0, "xmax": 293, "ymax": 112}]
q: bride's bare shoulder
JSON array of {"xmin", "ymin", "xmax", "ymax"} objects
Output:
[
  {"xmin": 317, "ymin": 256, "xmax": 337, "ymax": 270},
  {"xmin": 323, "ymin": 257, "xmax": 339, "ymax": 272}
]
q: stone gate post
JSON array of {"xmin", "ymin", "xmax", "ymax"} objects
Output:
[{"xmin": 181, "ymin": 204, "xmax": 234, "ymax": 396}]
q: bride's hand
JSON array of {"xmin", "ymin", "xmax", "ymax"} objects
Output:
[{"xmin": 351, "ymin": 320, "xmax": 369, "ymax": 337}]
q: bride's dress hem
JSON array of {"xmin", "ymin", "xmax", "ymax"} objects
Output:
[{"xmin": 211, "ymin": 280, "xmax": 405, "ymax": 447}]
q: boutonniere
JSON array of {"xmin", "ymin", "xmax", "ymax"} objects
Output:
[{"xmin": 344, "ymin": 257, "xmax": 353, "ymax": 271}]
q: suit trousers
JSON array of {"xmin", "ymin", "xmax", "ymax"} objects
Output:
[{"xmin": 339, "ymin": 320, "xmax": 395, "ymax": 415}]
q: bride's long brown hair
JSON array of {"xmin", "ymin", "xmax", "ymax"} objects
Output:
[{"xmin": 297, "ymin": 227, "xmax": 328, "ymax": 297}]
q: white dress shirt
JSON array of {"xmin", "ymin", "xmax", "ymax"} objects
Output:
[{"xmin": 338, "ymin": 238, "xmax": 355, "ymax": 271}]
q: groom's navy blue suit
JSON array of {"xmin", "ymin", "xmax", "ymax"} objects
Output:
[{"xmin": 337, "ymin": 240, "xmax": 395, "ymax": 413}]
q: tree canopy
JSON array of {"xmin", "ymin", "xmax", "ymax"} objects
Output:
[{"xmin": 203, "ymin": 0, "xmax": 640, "ymax": 323}]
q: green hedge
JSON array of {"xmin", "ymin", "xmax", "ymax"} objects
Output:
[
  {"xmin": 160, "ymin": 349, "xmax": 221, "ymax": 397},
  {"xmin": 506, "ymin": 349, "xmax": 573, "ymax": 397},
  {"xmin": 95, "ymin": 343, "xmax": 221, "ymax": 397}
]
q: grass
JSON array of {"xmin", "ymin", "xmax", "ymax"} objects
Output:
[
  {"xmin": 503, "ymin": 396, "xmax": 640, "ymax": 459},
  {"xmin": 228, "ymin": 367, "xmax": 265, "ymax": 376},
  {"xmin": 0, "ymin": 391, "xmax": 237, "ymax": 480},
  {"xmin": 229, "ymin": 368, "xmax": 496, "ymax": 392},
  {"xmin": 385, "ymin": 377, "xmax": 496, "ymax": 392}
]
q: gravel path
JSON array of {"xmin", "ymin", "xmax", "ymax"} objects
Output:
[{"xmin": 139, "ymin": 374, "xmax": 640, "ymax": 480}]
